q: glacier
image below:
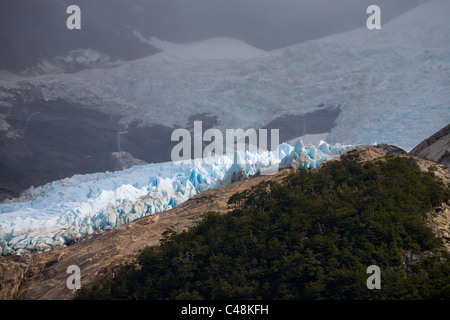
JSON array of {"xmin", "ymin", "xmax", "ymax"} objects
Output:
[
  {"xmin": 0, "ymin": 141, "xmax": 351, "ymax": 255},
  {"xmin": 1, "ymin": 0, "xmax": 449, "ymax": 151}
]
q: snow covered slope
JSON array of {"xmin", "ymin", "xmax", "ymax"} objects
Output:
[
  {"xmin": 1, "ymin": 0, "xmax": 448, "ymax": 151},
  {"xmin": 135, "ymin": 32, "xmax": 267, "ymax": 61},
  {"xmin": 321, "ymin": 0, "xmax": 450, "ymax": 50},
  {"xmin": 19, "ymin": 49, "xmax": 124, "ymax": 76},
  {"xmin": 0, "ymin": 142, "xmax": 350, "ymax": 255}
]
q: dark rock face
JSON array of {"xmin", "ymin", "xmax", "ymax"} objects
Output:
[
  {"xmin": 262, "ymin": 105, "xmax": 341, "ymax": 143},
  {"xmin": 0, "ymin": 99, "xmax": 177, "ymax": 201},
  {"xmin": 409, "ymin": 124, "xmax": 450, "ymax": 167},
  {"xmin": 0, "ymin": 0, "xmax": 159, "ymax": 73},
  {"xmin": 0, "ymin": 101, "xmax": 342, "ymax": 201},
  {"xmin": 0, "ymin": 99, "xmax": 118, "ymax": 200}
]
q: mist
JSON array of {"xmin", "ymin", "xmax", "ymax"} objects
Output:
[{"xmin": 0, "ymin": 0, "xmax": 424, "ymax": 72}]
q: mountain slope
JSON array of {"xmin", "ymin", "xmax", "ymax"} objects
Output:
[
  {"xmin": 0, "ymin": 142, "xmax": 448, "ymax": 300},
  {"xmin": 321, "ymin": 0, "xmax": 450, "ymax": 49},
  {"xmin": 76, "ymin": 151, "xmax": 450, "ymax": 300},
  {"xmin": 0, "ymin": 168, "xmax": 294, "ymax": 300}
]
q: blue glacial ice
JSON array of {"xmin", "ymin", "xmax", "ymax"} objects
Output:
[{"xmin": 0, "ymin": 141, "xmax": 352, "ymax": 255}]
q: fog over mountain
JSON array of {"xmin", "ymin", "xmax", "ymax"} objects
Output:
[{"xmin": 0, "ymin": 0, "xmax": 423, "ymax": 72}]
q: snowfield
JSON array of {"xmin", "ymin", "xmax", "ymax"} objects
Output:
[{"xmin": 0, "ymin": 141, "xmax": 351, "ymax": 255}]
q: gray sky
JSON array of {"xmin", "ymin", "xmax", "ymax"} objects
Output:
[
  {"xmin": 155, "ymin": 0, "xmax": 425, "ymax": 49},
  {"xmin": 0, "ymin": 0, "xmax": 425, "ymax": 71}
]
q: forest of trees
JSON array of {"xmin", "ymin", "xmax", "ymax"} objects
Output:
[{"xmin": 76, "ymin": 152, "xmax": 450, "ymax": 300}]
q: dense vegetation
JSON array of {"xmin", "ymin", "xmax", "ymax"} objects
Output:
[{"xmin": 76, "ymin": 152, "xmax": 450, "ymax": 300}]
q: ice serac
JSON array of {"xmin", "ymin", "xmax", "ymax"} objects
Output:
[
  {"xmin": 0, "ymin": 143, "xmax": 353, "ymax": 255},
  {"xmin": 281, "ymin": 140, "xmax": 347, "ymax": 170}
]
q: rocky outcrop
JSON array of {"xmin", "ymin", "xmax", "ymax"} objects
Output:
[
  {"xmin": 329, "ymin": 144, "xmax": 405, "ymax": 164},
  {"xmin": 426, "ymin": 201, "xmax": 450, "ymax": 253},
  {"xmin": 414, "ymin": 157, "xmax": 450, "ymax": 186},
  {"xmin": 357, "ymin": 144, "xmax": 407, "ymax": 156},
  {"xmin": 0, "ymin": 255, "xmax": 30, "ymax": 300},
  {"xmin": 402, "ymin": 250, "xmax": 437, "ymax": 275},
  {"xmin": 409, "ymin": 124, "xmax": 450, "ymax": 168}
]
